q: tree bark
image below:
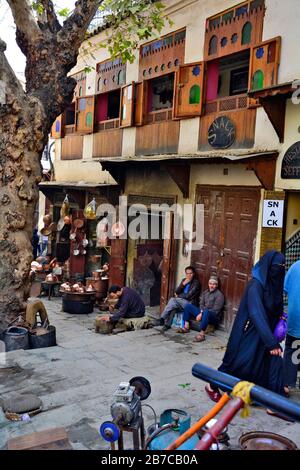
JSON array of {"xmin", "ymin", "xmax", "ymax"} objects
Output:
[
  {"xmin": 0, "ymin": 40, "xmax": 47, "ymax": 330},
  {"xmin": 0, "ymin": 0, "xmax": 101, "ymax": 331}
]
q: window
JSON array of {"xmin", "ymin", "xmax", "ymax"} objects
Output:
[
  {"xmin": 148, "ymin": 73, "xmax": 174, "ymax": 112},
  {"xmin": 268, "ymin": 42, "xmax": 276, "ymax": 63},
  {"xmin": 250, "ymin": 0, "xmax": 264, "ymax": 12},
  {"xmin": 222, "ymin": 10, "xmax": 234, "ymax": 23},
  {"xmin": 230, "ymin": 67, "xmax": 249, "ymax": 95},
  {"xmin": 207, "ymin": 50, "xmax": 250, "ymax": 101},
  {"xmin": 86, "ymin": 112, "xmax": 93, "ymax": 127},
  {"xmin": 236, "ymin": 5, "xmax": 248, "ymax": 17},
  {"xmin": 79, "ymin": 99, "xmax": 86, "ymax": 111},
  {"xmin": 189, "ymin": 85, "xmax": 201, "ymax": 104},
  {"xmin": 252, "ymin": 69, "xmax": 264, "ymax": 90},
  {"xmin": 96, "ymin": 89, "xmax": 121, "ymax": 122},
  {"xmin": 117, "ymin": 69, "xmax": 126, "ymax": 86},
  {"xmin": 65, "ymin": 103, "xmax": 75, "ymax": 125},
  {"xmin": 209, "ymin": 16, "xmax": 220, "ymax": 29},
  {"xmin": 242, "ymin": 22, "xmax": 252, "ymax": 45},
  {"xmin": 209, "ymin": 35, "xmax": 218, "ymax": 55}
]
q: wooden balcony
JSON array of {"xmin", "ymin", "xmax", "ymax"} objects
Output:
[
  {"xmin": 145, "ymin": 109, "xmax": 173, "ymax": 124},
  {"xmin": 204, "ymin": 94, "xmax": 248, "ymax": 114},
  {"xmin": 95, "ymin": 118, "xmax": 120, "ymax": 131},
  {"xmin": 61, "ymin": 134, "xmax": 83, "ymax": 160},
  {"xmin": 64, "ymin": 124, "xmax": 76, "ymax": 135},
  {"xmin": 136, "ymin": 108, "xmax": 179, "ymax": 156},
  {"xmin": 93, "ymin": 119, "xmax": 123, "ymax": 158},
  {"xmin": 199, "ymin": 98, "xmax": 257, "ymax": 150}
]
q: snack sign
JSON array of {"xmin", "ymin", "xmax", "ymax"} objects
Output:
[{"xmin": 262, "ymin": 200, "xmax": 284, "ymax": 228}]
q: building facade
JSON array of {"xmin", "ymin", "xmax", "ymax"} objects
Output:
[{"xmin": 45, "ymin": 0, "xmax": 300, "ymax": 329}]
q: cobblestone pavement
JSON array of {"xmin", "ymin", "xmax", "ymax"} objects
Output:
[{"xmin": 0, "ymin": 298, "xmax": 299, "ymax": 450}]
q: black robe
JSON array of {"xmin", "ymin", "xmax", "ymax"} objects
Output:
[{"xmin": 218, "ymin": 278, "xmax": 284, "ymax": 395}]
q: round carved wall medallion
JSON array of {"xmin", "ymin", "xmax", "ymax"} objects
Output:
[{"xmin": 208, "ymin": 116, "xmax": 236, "ymax": 149}]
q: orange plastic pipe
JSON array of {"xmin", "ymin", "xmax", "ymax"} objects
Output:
[{"xmin": 166, "ymin": 392, "xmax": 231, "ymax": 451}]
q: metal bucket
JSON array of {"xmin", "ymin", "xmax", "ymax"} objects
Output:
[
  {"xmin": 29, "ymin": 325, "xmax": 57, "ymax": 349},
  {"xmin": 93, "ymin": 278, "xmax": 108, "ymax": 299},
  {"xmin": 239, "ymin": 432, "xmax": 298, "ymax": 450},
  {"xmin": 3, "ymin": 327, "xmax": 29, "ymax": 352},
  {"xmin": 62, "ymin": 298, "xmax": 94, "ymax": 314}
]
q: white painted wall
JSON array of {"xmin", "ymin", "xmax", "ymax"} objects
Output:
[
  {"xmin": 254, "ymin": 107, "xmax": 280, "ymax": 150},
  {"xmin": 57, "ymin": 0, "xmax": 300, "ymax": 198},
  {"xmin": 264, "ymin": 0, "xmax": 300, "ymax": 84}
]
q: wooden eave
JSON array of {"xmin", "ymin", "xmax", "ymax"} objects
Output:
[{"xmin": 248, "ymin": 82, "xmax": 294, "ymax": 143}]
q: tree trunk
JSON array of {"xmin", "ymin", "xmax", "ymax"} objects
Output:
[{"xmin": 0, "ymin": 40, "xmax": 47, "ymax": 331}]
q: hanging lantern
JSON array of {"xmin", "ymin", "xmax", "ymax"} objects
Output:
[
  {"xmin": 84, "ymin": 197, "xmax": 97, "ymax": 220},
  {"xmin": 60, "ymin": 194, "xmax": 70, "ymax": 218}
]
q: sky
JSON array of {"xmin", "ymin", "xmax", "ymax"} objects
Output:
[{"xmin": 0, "ymin": 0, "xmax": 76, "ymax": 82}]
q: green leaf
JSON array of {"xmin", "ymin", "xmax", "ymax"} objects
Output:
[
  {"xmin": 178, "ymin": 383, "xmax": 191, "ymax": 389},
  {"xmin": 57, "ymin": 8, "xmax": 70, "ymax": 18}
]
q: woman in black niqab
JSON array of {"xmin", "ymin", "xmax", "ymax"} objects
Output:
[{"xmin": 206, "ymin": 250, "xmax": 285, "ymax": 401}]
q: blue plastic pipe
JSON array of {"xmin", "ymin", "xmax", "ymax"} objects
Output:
[{"xmin": 192, "ymin": 363, "xmax": 300, "ymax": 422}]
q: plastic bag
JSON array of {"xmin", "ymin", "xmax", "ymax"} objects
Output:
[
  {"xmin": 274, "ymin": 312, "xmax": 288, "ymax": 343},
  {"xmin": 84, "ymin": 198, "xmax": 97, "ymax": 220},
  {"xmin": 171, "ymin": 312, "xmax": 184, "ymax": 329}
]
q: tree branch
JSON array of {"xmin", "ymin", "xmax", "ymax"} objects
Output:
[
  {"xmin": 38, "ymin": 0, "xmax": 61, "ymax": 33},
  {"xmin": 58, "ymin": 0, "xmax": 101, "ymax": 49},
  {"xmin": 0, "ymin": 38, "xmax": 26, "ymax": 108},
  {"xmin": 6, "ymin": 0, "xmax": 40, "ymax": 43}
]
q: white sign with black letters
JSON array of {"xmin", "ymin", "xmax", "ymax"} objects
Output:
[{"xmin": 262, "ymin": 200, "xmax": 284, "ymax": 228}]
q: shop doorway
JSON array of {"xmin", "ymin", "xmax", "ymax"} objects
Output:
[{"xmin": 126, "ymin": 205, "xmax": 177, "ymax": 309}]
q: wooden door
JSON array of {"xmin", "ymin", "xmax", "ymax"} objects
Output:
[
  {"xmin": 109, "ymin": 238, "xmax": 127, "ymax": 287},
  {"xmin": 249, "ymin": 37, "xmax": 281, "ymax": 91},
  {"xmin": 160, "ymin": 212, "xmax": 177, "ymax": 313},
  {"xmin": 51, "ymin": 114, "xmax": 65, "ymax": 139},
  {"xmin": 120, "ymin": 82, "xmax": 135, "ymax": 128},
  {"xmin": 173, "ymin": 62, "xmax": 205, "ymax": 118},
  {"xmin": 134, "ymin": 81, "xmax": 148, "ymax": 126},
  {"xmin": 191, "ymin": 186, "xmax": 260, "ymax": 329},
  {"xmin": 75, "ymin": 96, "xmax": 95, "ymax": 134}
]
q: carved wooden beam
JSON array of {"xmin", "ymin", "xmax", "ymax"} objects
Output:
[
  {"xmin": 260, "ymin": 95, "xmax": 286, "ymax": 143},
  {"xmin": 246, "ymin": 156, "xmax": 277, "ymax": 190},
  {"xmin": 162, "ymin": 163, "xmax": 190, "ymax": 199}
]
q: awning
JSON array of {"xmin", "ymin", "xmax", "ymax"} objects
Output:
[
  {"xmin": 248, "ymin": 82, "xmax": 296, "ymax": 143},
  {"xmin": 99, "ymin": 150, "xmax": 279, "ymax": 197},
  {"xmin": 94, "ymin": 149, "xmax": 278, "ymax": 163},
  {"xmin": 39, "ymin": 181, "xmax": 117, "ymax": 190},
  {"xmin": 39, "ymin": 181, "xmax": 120, "ymax": 206}
]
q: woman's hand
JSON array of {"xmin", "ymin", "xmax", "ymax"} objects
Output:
[
  {"xmin": 270, "ymin": 348, "xmax": 282, "ymax": 356},
  {"xmin": 196, "ymin": 313, "xmax": 202, "ymax": 322}
]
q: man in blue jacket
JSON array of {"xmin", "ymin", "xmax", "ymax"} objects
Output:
[{"xmin": 160, "ymin": 266, "xmax": 201, "ymax": 331}]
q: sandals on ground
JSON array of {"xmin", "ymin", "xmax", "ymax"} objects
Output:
[
  {"xmin": 176, "ymin": 327, "xmax": 190, "ymax": 334},
  {"xmin": 193, "ymin": 333, "xmax": 206, "ymax": 342}
]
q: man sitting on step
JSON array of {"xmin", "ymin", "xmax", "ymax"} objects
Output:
[
  {"xmin": 160, "ymin": 266, "xmax": 201, "ymax": 331},
  {"xmin": 178, "ymin": 276, "xmax": 225, "ymax": 342}
]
